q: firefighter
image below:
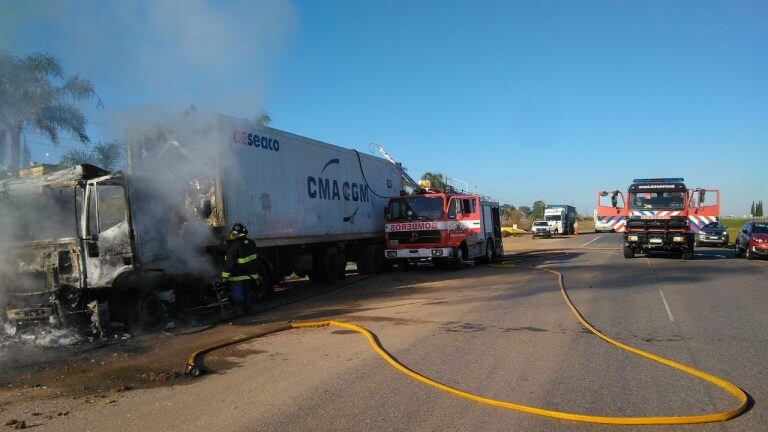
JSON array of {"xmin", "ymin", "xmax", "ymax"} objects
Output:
[{"xmin": 221, "ymin": 223, "xmax": 261, "ymax": 315}]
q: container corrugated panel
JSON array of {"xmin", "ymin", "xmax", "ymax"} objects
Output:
[{"xmin": 217, "ymin": 116, "xmax": 400, "ymax": 246}]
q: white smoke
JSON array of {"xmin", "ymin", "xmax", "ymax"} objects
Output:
[
  {"xmin": 0, "ymin": 0, "xmax": 298, "ymax": 116},
  {"xmin": 0, "ymin": 0, "xmax": 298, "ymax": 335}
]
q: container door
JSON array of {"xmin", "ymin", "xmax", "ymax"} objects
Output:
[{"xmin": 82, "ymin": 178, "xmax": 133, "ymax": 288}]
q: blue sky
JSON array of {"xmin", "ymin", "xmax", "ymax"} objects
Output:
[{"xmin": 2, "ymin": 0, "xmax": 766, "ymax": 215}]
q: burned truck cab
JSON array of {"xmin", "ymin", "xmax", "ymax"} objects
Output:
[{"xmin": 0, "ymin": 164, "xmax": 118, "ymax": 333}]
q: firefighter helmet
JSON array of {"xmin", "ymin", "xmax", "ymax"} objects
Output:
[{"xmin": 230, "ymin": 223, "xmax": 248, "ymax": 237}]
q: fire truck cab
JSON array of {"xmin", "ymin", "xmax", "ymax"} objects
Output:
[
  {"xmin": 619, "ymin": 178, "xmax": 720, "ymax": 260},
  {"xmin": 384, "ymin": 192, "xmax": 503, "ymax": 268}
]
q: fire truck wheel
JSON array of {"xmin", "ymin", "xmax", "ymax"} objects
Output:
[
  {"xmin": 623, "ymin": 246, "xmax": 635, "ymax": 259},
  {"xmin": 479, "ymin": 241, "xmax": 494, "ymax": 264},
  {"xmin": 682, "ymin": 250, "xmax": 694, "ymax": 260},
  {"xmin": 451, "ymin": 247, "xmax": 466, "ymax": 270},
  {"xmin": 734, "ymin": 244, "xmax": 743, "ymax": 257}
]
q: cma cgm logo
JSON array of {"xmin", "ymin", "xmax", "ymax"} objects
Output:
[
  {"xmin": 307, "ymin": 159, "xmax": 369, "ymax": 203},
  {"xmin": 233, "ymin": 131, "xmax": 280, "ymax": 152}
]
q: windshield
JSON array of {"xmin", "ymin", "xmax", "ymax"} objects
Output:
[
  {"xmin": 629, "ymin": 192, "xmax": 686, "ymax": 210},
  {"xmin": 753, "ymin": 224, "xmax": 768, "ymax": 234},
  {"xmin": 545, "ymin": 215, "xmax": 561, "ymax": 221},
  {"xmin": 0, "ymin": 187, "xmax": 80, "ymax": 244},
  {"xmin": 533, "ymin": 221, "xmax": 548, "ymax": 227},
  {"xmin": 387, "ymin": 196, "xmax": 444, "ymax": 220}
]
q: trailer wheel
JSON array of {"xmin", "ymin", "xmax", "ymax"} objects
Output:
[
  {"xmin": 365, "ymin": 245, "xmax": 386, "ymax": 274},
  {"xmin": 317, "ymin": 247, "xmax": 345, "ymax": 283},
  {"xmin": 355, "ymin": 255, "xmax": 370, "ymax": 274},
  {"xmin": 623, "ymin": 246, "xmax": 635, "ymax": 259}
]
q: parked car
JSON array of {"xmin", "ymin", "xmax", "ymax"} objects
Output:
[
  {"xmin": 531, "ymin": 220, "xmax": 553, "ymax": 239},
  {"xmin": 735, "ymin": 221, "xmax": 768, "ymax": 260},
  {"xmin": 695, "ymin": 221, "xmax": 729, "ymax": 247}
]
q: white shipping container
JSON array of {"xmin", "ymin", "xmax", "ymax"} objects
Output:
[{"xmin": 128, "ymin": 113, "xmax": 401, "ymax": 249}]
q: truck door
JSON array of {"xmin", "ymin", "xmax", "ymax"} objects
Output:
[
  {"xmin": 82, "ymin": 178, "xmax": 133, "ymax": 288},
  {"xmin": 688, "ymin": 189, "xmax": 720, "ymax": 233},
  {"xmin": 596, "ymin": 190, "xmax": 627, "ymax": 232}
]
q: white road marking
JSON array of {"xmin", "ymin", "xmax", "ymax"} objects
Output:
[
  {"xmin": 659, "ymin": 289, "xmax": 675, "ymax": 322},
  {"xmin": 580, "ymin": 235, "xmax": 603, "ymax": 247}
]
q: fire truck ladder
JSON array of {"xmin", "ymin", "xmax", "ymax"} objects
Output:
[{"xmin": 371, "ymin": 143, "xmax": 421, "ymax": 192}]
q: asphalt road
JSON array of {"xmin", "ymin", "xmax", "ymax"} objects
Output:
[{"xmin": 3, "ymin": 233, "xmax": 767, "ymax": 431}]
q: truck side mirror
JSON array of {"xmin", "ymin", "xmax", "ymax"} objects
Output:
[
  {"xmin": 611, "ymin": 195, "xmax": 617, "ymax": 208},
  {"xmin": 698, "ymin": 190, "xmax": 706, "ymax": 206}
]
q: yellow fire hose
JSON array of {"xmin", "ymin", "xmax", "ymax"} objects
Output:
[{"xmin": 184, "ymin": 250, "xmax": 748, "ymax": 425}]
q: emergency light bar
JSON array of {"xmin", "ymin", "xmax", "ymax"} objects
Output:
[{"xmin": 632, "ymin": 178, "xmax": 685, "ymax": 184}]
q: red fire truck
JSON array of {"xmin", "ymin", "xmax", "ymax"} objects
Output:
[
  {"xmin": 372, "ymin": 145, "xmax": 503, "ymax": 268},
  {"xmin": 597, "ymin": 178, "xmax": 720, "ymax": 259},
  {"xmin": 384, "ymin": 192, "xmax": 503, "ymax": 268}
]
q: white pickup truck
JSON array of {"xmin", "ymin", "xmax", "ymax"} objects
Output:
[{"xmin": 531, "ymin": 220, "xmax": 553, "ymax": 238}]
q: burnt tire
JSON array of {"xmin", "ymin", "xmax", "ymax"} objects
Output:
[{"xmin": 134, "ymin": 292, "xmax": 167, "ymax": 331}]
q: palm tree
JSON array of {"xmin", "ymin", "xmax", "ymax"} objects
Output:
[
  {"xmin": 256, "ymin": 110, "xmax": 272, "ymax": 127},
  {"xmin": 421, "ymin": 171, "xmax": 448, "ymax": 190},
  {"xmin": 58, "ymin": 140, "xmax": 124, "ymax": 171},
  {"xmin": 0, "ymin": 51, "xmax": 100, "ymax": 176}
]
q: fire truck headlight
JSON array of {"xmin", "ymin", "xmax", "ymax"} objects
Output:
[
  {"xmin": 386, "ymin": 251, "xmax": 397, "ymax": 258},
  {"xmin": 628, "ymin": 235, "xmax": 639, "ymax": 242},
  {"xmin": 673, "ymin": 236, "xmax": 685, "ymax": 242},
  {"xmin": 431, "ymin": 249, "xmax": 444, "ymax": 256}
]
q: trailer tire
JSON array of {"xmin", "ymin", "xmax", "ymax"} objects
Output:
[
  {"xmin": 623, "ymin": 246, "xmax": 635, "ymax": 259},
  {"xmin": 320, "ymin": 247, "xmax": 345, "ymax": 283},
  {"xmin": 366, "ymin": 245, "xmax": 386, "ymax": 274},
  {"xmin": 355, "ymin": 254, "xmax": 370, "ymax": 274}
]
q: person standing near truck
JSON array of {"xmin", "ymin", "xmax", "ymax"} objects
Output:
[{"xmin": 222, "ymin": 223, "xmax": 261, "ymax": 315}]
